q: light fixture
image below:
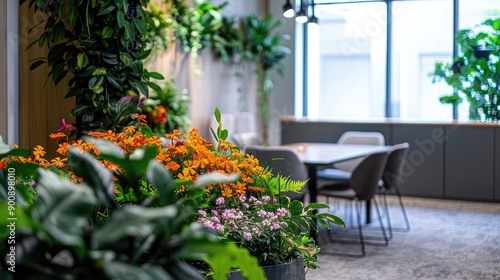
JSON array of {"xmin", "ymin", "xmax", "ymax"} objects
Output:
[
  {"xmin": 308, "ymin": 2, "xmax": 318, "ymax": 24},
  {"xmin": 283, "ymin": 0, "xmax": 295, "ymax": 18},
  {"xmin": 295, "ymin": 1, "xmax": 308, "ymax": 24}
]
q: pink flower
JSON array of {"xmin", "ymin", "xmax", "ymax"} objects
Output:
[
  {"xmin": 58, "ymin": 118, "xmax": 76, "ymax": 132},
  {"xmin": 198, "ymin": 210, "xmax": 207, "ymax": 217},
  {"xmin": 216, "ymin": 197, "xmax": 225, "ymax": 205},
  {"xmin": 243, "ymin": 232, "xmax": 252, "ymax": 240}
]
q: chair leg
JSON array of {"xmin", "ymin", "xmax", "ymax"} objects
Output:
[
  {"xmin": 395, "ymin": 187, "xmax": 410, "ymax": 231},
  {"xmin": 373, "ymin": 198, "xmax": 389, "ymax": 246},
  {"xmin": 354, "ymin": 199, "xmax": 366, "ymax": 257},
  {"xmin": 381, "ymin": 191, "xmax": 393, "ymax": 240}
]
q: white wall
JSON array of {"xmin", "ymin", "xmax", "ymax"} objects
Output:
[{"xmin": 268, "ymin": 0, "xmax": 296, "ymax": 145}]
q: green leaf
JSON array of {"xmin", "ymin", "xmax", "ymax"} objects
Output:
[
  {"xmin": 106, "ymin": 75, "xmax": 123, "ymax": 90},
  {"xmin": 89, "ymin": 75, "xmax": 105, "ymax": 91},
  {"xmin": 68, "ymin": 148, "xmax": 117, "ymax": 211},
  {"xmin": 289, "ymin": 200, "xmax": 304, "ymax": 216},
  {"xmin": 104, "ymin": 262, "xmax": 171, "ymax": 279},
  {"xmin": 493, "ymin": 18, "xmax": 500, "ymax": 31},
  {"xmin": 29, "ymin": 60, "xmax": 45, "ymax": 71},
  {"xmin": 97, "ymin": 5, "xmax": 116, "ymax": 16},
  {"xmin": 132, "ymin": 18, "xmax": 146, "ymax": 35},
  {"xmin": 181, "ymin": 236, "xmax": 266, "ymax": 280},
  {"xmin": 76, "ymin": 53, "xmax": 89, "ymax": 70},
  {"xmin": 116, "ymin": 96, "xmax": 139, "ymax": 117},
  {"xmin": 194, "ymin": 172, "xmax": 240, "ymax": 187},
  {"xmin": 119, "ymin": 52, "xmax": 132, "ymax": 67},
  {"xmin": 304, "ymin": 202, "xmax": 330, "ymax": 212},
  {"xmin": 214, "ymin": 107, "xmax": 221, "ymax": 122},
  {"xmin": 102, "ymin": 26, "xmax": 114, "ymax": 39},
  {"xmin": 146, "ymin": 161, "xmax": 177, "ymax": 206},
  {"xmin": 147, "ymin": 71, "xmax": 165, "ymax": 80},
  {"xmin": 34, "ymin": 169, "xmax": 97, "ymax": 259},
  {"xmin": 117, "ymin": 10, "xmax": 125, "ymax": 28},
  {"xmin": 71, "ymin": 104, "xmax": 89, "ymax": 116},
  {"xmin": 147, "ymin": 82, "xmax": 162, "ymax": 92},
  {"xmin": 92, "ymin": 205, "xmax": 178, "ymax": 249}
]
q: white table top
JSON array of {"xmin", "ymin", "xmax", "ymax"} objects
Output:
[{"xmin": 285, "ymin": 142, "xmax": 392, "ymax": 165}]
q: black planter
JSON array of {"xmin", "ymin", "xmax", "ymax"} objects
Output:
[{"xmin": 227, "ymin": 257, "xmax": 305, "ymax": 280}]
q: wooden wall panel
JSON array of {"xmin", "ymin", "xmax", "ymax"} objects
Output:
[{"xmin": 18, "ymin": 4, "xmax": 74, "ymax": 160}]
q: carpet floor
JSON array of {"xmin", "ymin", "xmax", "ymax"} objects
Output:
[{"xmin": 305, "ymin": 196, "xmax": 500, "ymax": 280}]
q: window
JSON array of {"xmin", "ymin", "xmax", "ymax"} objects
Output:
[
  {"xmin": 310, "ymin": 2, "xmax": 386, "ymax": 119},
  {"xmin": 301, "ymin": 0, "xmax": 500, "ymax": 121}
]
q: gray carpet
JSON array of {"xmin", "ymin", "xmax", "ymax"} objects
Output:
[{"xmin": 306, "ymin": 196, "xmax": 500, "ymax": 280}]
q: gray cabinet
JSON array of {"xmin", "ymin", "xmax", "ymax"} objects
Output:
[
  {"xmin": 280, "ymin": 118, "xmax": 500, "ymax": 201},
  {"xmin": 494, "ymin": 129, "xmax": 500, "ymax": 200},
  {"xmin": 445, "ymin": 127, "xmax": 494, "ymax": 200},
  {"xmin": 392, "ymin": 126, "xmax": 445, "ymax": 197}
]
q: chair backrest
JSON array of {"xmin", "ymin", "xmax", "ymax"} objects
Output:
[
  {"xmin": 382, "ymin": 142, "xmax": 410, "ymax": 190},
  {"xmin": 337, "ymin": 131, "xmax": 385, "ymax": 145},
  {"xmin": 243, "ymin": 145, "xmax": 308, "ymax": 201},
  {"xmin": 334, "ymin": 131, "xmax": 385, "ymax": 172},
  {"xmin": 349, "ymin": 151, "xmax": 388, "ymax": 201}
]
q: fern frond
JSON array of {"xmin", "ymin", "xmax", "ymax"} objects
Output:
[{"xmin": 264, "ymin": 172, "xmax": 308, "ymax": 195}]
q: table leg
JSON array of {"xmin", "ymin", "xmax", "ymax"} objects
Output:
[
  {"xmin": 366, "ymin": 200, "xmax": 371, "ymax": 224},
  {"xmin": 307, "ymin": 165, "xmax": 318, "ymax": 204},
  {"xmin": 306, "ymin": 165, "xmax": 318, "ymax": 241}
]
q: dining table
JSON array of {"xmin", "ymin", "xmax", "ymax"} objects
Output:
[{"xmin": 285, "ymin": 142, "xmax": 392, "ymax": 224}]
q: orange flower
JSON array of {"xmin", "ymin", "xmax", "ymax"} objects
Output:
[
  {"xmin": 51, "ymin": 157, "xmax": 67, "ymax": 168},
  {"xmin": 88, "ymin": 131, "xmax": 109, "ymax": 139},
  {"xmin": 231, "ymin": 181, "xmax": 247, "ymax": 197},
  {"xmin": 49, "ymin": 132, "xmax": 66, "ymax": 140},
  {"xmin": 123, "ymin": 126, "xmax": 136, "ymax": 135},
  {"xmin": 0, "ymin": 159, "xmax": 6, "ymax": 169},
  {"xmin": 37, "ymin": 158, "xmax": 51, "ymax": 168},
  {"xmin": 33, "ymin": 145, "xmax": 46, "ymax": 159},
  {"xmin": 221, "ymin": 186, "xmax": 233, "ymax": 198},
  {"xmin": 57, "ymin": 142, "xmax": 70, "ymax": 156},
  {"xmin": 132, "ymin": 113, "xmax": 147, "ymax": 126},
  {"xmin": 165, "ymin": 129, "xmax": 182, "ymax": 141}
]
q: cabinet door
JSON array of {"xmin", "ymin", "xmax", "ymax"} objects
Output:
[
  {"xmin": 445, "ymin": 127, "xmax": 494, "ymax": 200},
  {"xmin": 494, "ymin": 129, "xmax": 500, "ymax": 200},
  {"xmin": 392, "ymin": 125, "xmax": 445, "ymax": 197}
]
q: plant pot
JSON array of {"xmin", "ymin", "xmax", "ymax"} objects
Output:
[{"xmin": 227, "ymin": 257, "xmax": 305, "ymax": 280}]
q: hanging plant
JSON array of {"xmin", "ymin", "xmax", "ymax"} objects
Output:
[
  {"xmin": 20, "ymin": 0, "xmax": 164, "ymax": 136},
  {"xmin": 169, "ymin": 0, "xmax": 226, "ymax": 56},
  {"xmin": 212, "ymin": 16, "xmax": 243, "ymax": 63},
  {"xmin": 242, "ymin": 13, "xmax": 291, "ymax": 143}
]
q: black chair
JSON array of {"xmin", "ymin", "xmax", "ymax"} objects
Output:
[
  {"xmin": 243, "ymin": 145, "xmax": 308, "ymax": 202},
  {"xmin": 317, "ymin": 151, "xmax": 389, "ymax": 257},
  {"xmin": 379, "ymin": 142, "xmax": 411, "ymax": 239}
]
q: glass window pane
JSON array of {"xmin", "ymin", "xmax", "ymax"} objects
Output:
[
  {"xmin": 311, "ymin": 2, "xmax": 387, "ymax": 119},
  {"xmin": 391, "ymin": 0, "xmax": 453, "ymax": 120}
]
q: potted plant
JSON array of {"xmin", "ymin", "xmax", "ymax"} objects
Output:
[
  {"xmin": 431, "ymin": 17, "xmax": 500, "ymax": 121},
  {"xmin": 241, "ymin": 13, "xmax": 291, "ymax": 143},
  {"xmin": 1, "ymin": 108, "xmax": 344, "ymax": 279},
  {"xmin": 0, "ymin": 132, "xmax": 264, "ymax": 280},
  {"xmin": 20, "ymin": 0, "xmax": 165, "ymax": 136}
]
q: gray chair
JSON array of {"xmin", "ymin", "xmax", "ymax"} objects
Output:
[
  {"xmin": 317, "ymin": 131, "xmax": 385, "ymax": 182},
  {"xmin": 243, "ymin": 145, "xmax": 308, "ymax": 202},
  {"xmin": 332, "ymin": 131, "xmax": 385, "ymax": 172},
  {"xmin": 317, "ymin": 151, "xmax": 389, "ymax": 257},
  {"xmin": 379, "ymin": 142, "xmax": 411, "ymax": 239}
]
